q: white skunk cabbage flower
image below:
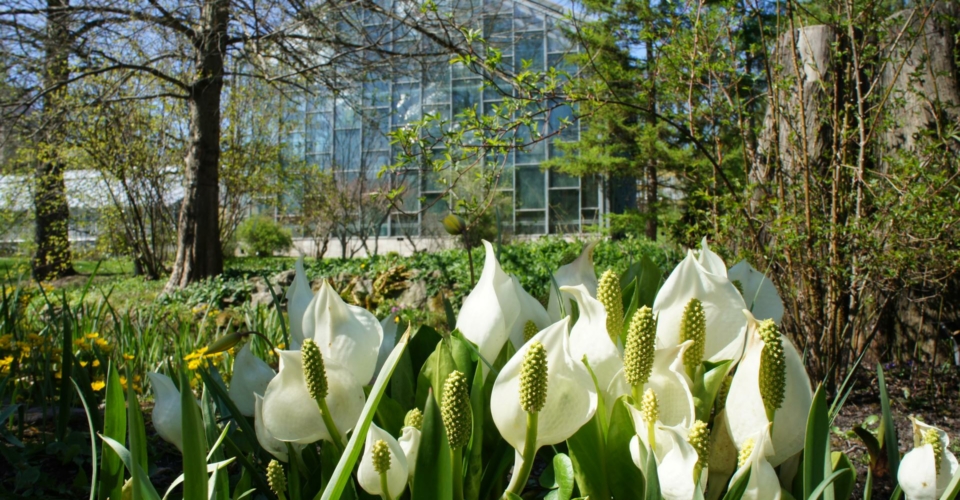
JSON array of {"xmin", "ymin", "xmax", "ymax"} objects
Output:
[
  {"xmin": 697, "ymin": 237, "xmax": 728, "ymax": 277},
  {"xmin": 508, "ymin": 275, "xmax": 552, "ymax": 350},
  {"xmin": 609, "ymin": 341, "xmax": 696, "ymax": 428},
  {"xmin": 398, "ymin": 426, "xmax": 421, "ymax": 480},
  {"xmin": 653, "ymin": 250, "xmax": 747, "ymax": 363},
  {"xmin": 456, "ymin": 240, "xmax": 521, "ymax": 366},
  {"xmin": 260, "ymin": 350, "xmax": 365, "ymax": 444},
  {"xmin": 898, "ymin": 418, "xmax": 959, "ymax": 500},
  {"xmin": 629, "ymin": 423, "xmax": 705, "ymax": 500},
  {"xmin": 147, "ymin": 372, "xmax": 184, "ymax": 452},
  {"xmin": 547, "ymin": 241, "xmax": 599, "ymax": 322},
  {"xmin": 492, "ymin": 317, "xmax": 597, "ymax": 454},
  {"xmin": 302, "ymin": 280, "xmax": 383, "ymax": 384},
  {"xmin": 286, "ymin": 256, "xmax": 313, "ymax": 349},
  {"xmin": 228, "ymin": 343, "xmax": 276, "ymax": 416},
  {"xmin": 563, "ymin": 284, "xmax": 622, "ymax": 395},
  {"xmin": 725, "ymin": 311, "xmax": 812, "ymax": 466},
  {"xmin": 728, "ymin": 260, "xmax": 784, "ymax": 325},
  {"xmin": 358, "ymin": 423, "xmax": 409, "ymax": 498},
  {"xmin": 254, "ymin": 394, "xmax": 301, "ymax": 462},
  {"xmin": 728, "ymin": 424, "xmax": 781, "ymax": 500},
  {"xmin": 374, "ymin": 312, "xmax": 399, "ymax": 381}
]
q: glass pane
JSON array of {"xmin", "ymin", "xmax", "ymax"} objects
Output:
[
  {"xmin": 364, "ymin": 151, "xmax": 391, "ymax": 177},
  {"xmin": 517, "ymin": 166, "xmax": 545, "ymax": 209},
  {"xmin": 515, "ymin": 31, "xmax": 544, "ymax": 72},
  {"xmin": 516, "ymin": 210, "xmax": 545, "ymax": 235},
  {"xmin": 514, "ymin": 3, "xmax": 543, "ymax": 31},
  {"xmin": 362, "ymin": 110, "xmax": 390, "ymax": 151},
  {"xmin": 582, "ymin": 175, "xmax": 599, "ymax": 208},
  {"xmin": 392, "ymin": 83, "xmax": 421, "ymax": 124},
  {"xmin": 363, "ymin": 81, "xmax": 390, "ymax": 108},
  {"xmin": 390, "ymin": 214, "xmax": 419, "ymax": 236},
  {"xmin": 515, "ymin": 120, "xmax": 545, "ymax": 164},
  {"xmin": 394, "ymin": 170, "xmax": 420, "ymax": 210},
  {"xmin": 548, "ymin": 53, "xmax": 577, "ymax": 77},
  {"xmin": 334, "ymin": 129, "xmax": 361, "ymax": 170},
  {"xmin": 424, "ymin": 77, "xmax": 450, "ymax": 105},
  {"xmin": 452, "ymin": 79, "xmax": 480, "ymax": 116},
  {"xmin": 422, "ymin": 193, "xmax": 449, "ymax": 232},
  {"xmin": 548, "ymin": 103, "xmax": 577, "ymax": 140},
  {"xmin": 335, "ymin": 99, "xmax": 359, "ymax": 129},
  {"xmin": 581, "ymin": 209, "xmax": 599, "ymax": 227},
  {"xmin": 547, "ymin": 19, "xmax": 572, "ymax": 52},
  {"xmin": 550, "ymin": 172, "xmax": 578, "ymax": 188},
  {"xmin": 487, "ymin": 154, "xmax": 514, "ymax": 189},
  {"xmin": 287, "ymin": 132, "xmax": 305, "ymax": 158},
  {"xmin": 306, "ymin": 112, "xmax": 332, "ymax": 154},
  {"xmin": 549, "ymin": 189, "xmax": 579, "ymax": 233}
]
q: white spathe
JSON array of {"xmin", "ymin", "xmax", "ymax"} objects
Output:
[
  {"xmin": 653, "ymin": 250, "xmax": 747, "ymax": 363},
  {"xmin": 610, "ymin": 341, "xmax": 697, "ymax": 428},
  {"xmin": 508, "ymin": 275, "xmax": 552, "ymax": 350},
  {"xmin": 491, "ymin": 317, "xmax": 598, "ymax": 455},
  {"xmin": 456, "ymin": 241, "xmax": 521, "ymax": 366},
  {"xmin": 629, "ymin": 424, "xmax": 704, "ymax": 500},
  {"xmin": 302, "ymin": 280, "xmax": 383, "ymax": 384},
  {"xmin": 228, "ymin": 343, "xmax": 276, "ymax": 417},
  {"xmin": 286, "ymin": 256, "xmax": 313, "ymax": 349},
  {"xmin": 724, "ymin": 311, "xmax": 813, "ymax": 467},
  {"xmin": 728, "ymin": 260, "xmax": 784, "ymax": 325},
  {"xmin": 254, "ymin": 394, "xmax": 299, "ymax": 462},
  {"xmin": 358, "ymin": 423, "xmax": 409, "ymax": 498},
  {"xmin": 564, "ymin": 284, "xmax": 622, "ymax": 397},
  {"xmin": 547, "ymin": 241, "xmax": 599, "ymax": 322},
  {"xmin": 260, "ymin": 350, "xmax": 366, "ymax": 445},
  {"xmin": 398, "ymin": 426, "xmax": 421, "ymax": 481},
  {"xmin": 374, "ymin": 313, "xmax": 399, "ymax": 382},
  {"xmin": 898, "ymin": 418, "xmax": 959, "ymax": 500},
  {"xmin": 728, "ymin": 424, "xmax": 781, "ymax": 500},
  {"xmin": 147, "ymin": 372, "xmax": 184, "ymax": 453},
  {"xmin": 697, "ymin": 237, "xmax": 728, "ymax": 277}
]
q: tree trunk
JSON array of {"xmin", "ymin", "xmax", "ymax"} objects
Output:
[
  {"xmin": 32, "ymin": 0, "xmax": 74, "ymax": 282},
  {"xmin": 164, "ymin": 0, "xmax": 229, "ymax": 292}
]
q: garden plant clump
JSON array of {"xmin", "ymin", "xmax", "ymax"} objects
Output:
[{"xmin": 1, "ymin": 239, "xmax": 958, "ymax": 499}]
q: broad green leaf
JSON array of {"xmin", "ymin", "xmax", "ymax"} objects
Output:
[
  {"xmin": 320, "ymin": 328, "xmax": 410, "ymax": 500},
  {"xmin": 620, "ymin": 256, "xmax": 662, "ymax": 309},
  {"xmin": 541, "ymin": 453, "xmax": 574, "ymax": 500},
  {"xmin": 620, "ymin": 277, "xmax": 640, "ymax": 346},
  {"xmin": 127, "ymin": 376, "xmax": 149, "ymax": 500},
  {"xmin": 70, "ymin": 378, "xmax": 98, "ymax": 500},
  {"xmin": 200, "ymin": 384, "xmax": 228, "ymax": 500},
  {"xmin": 99, "ymin": 363, "xmax": 126, "ymax": 500},
  {"xmin": 162, "ymin": 459, "xmax": 237, "ymax": 500},
  {"xmin": 409, "ymin": 325, "xmax": 443, "ymax": 377},
  {"xmin": 411, "ymin": 392, "xmax": 453, "ymax": 500},
  {"xmin": 443, "ymin": 296, "xmax": 457, "ymax": 331},
  {"xmin": 100, "ymin": 435, "xmax": 162, "ymax": 500},
  {"xmin": 803, "ymin": 384, "xmax": 830, "ymax": 500},
  {"xmin": 196, "ymin": 368, "xmax": 257, "ymax": 446},
  {"xmin": 642, "ymin": 438, "xmax": 660, "ymax": 499},
  {"xmin": 390, "ymin": 348, "xmax": 416, "ymax": 410},
  {"xmin": 693, "ymin": 359, "xmax": 733, "ymax": 422},
  {"xmin": 180, "ymin": 370, "xmax": 209, "ymax": 500},
  {"xmin": 606, "ymin": 397, "xmax": 644, "ymax": 500},
  {"xmin": 809, "ymin": 469, "xmax": 852, "ymax": 500},
  {"xmin": 877, "ymin": 365, "xmax": 900, "ymax": 478},
  {"xmin": 830, "ymin": 451, "xmax": 856, "ymax": 500},
  {"xmin": 372, "ymin": 392, "xmax": 405, "ymax": 437},
  {"xmin": 57, "ymin": 307, "xmax": 74, "ymax": 441},
  {"xmin": 567, "ymin": 411, "xmax": 610, "ymax": 500},
  {"xmin": 463, "ymin": 361, "xmax": 484, "ymax": 500}
]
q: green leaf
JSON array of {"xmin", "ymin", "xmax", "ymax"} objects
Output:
[
  {"xmin": 57, "ymin": 307, "xmax": 74, "ymax": 441},
  {"xmin": 409, "ymin": 325, "xmax": 443, "ymax": 378},
  {"xmin": 411, "ymin": 392, "xmax": 453, "ymax": 500},
  {"xmin": 620, "ymin": 277, "xmax": 641, "ymax": 346},
  {"xmin": 443, "ymin": 296, "xmax": 457, "ymax": 331},
  {"xmin": 620, "ymin": 256, "xmax": 662, "ymax": 309},
  {"xmin": 809, "ymin": 468, "xmax": 852, "ymax": 500},
  {"xmin": 877, "ymin": 364, "xmax": 900, "ymax": 478},
  {"xmin": 390, "ymin": 347, "xmax": 416, "ymax": 410},
  {"xmin": 416, "ymin": 334, "xmax": 464, "ymax": 409},
  {"xmin": 720, "ymin": 467, "xmax": 750, "ymax": 500},
  {"xmin": 70, "ymin": 378, "xmax": 98, "ymax": 500},
  {"xmin": 804, "ymin": 384, "xmax": 830, "ymax": 500},
  {"xmin": 606, "ymin": 397, "xmax": 644, "ymax": 500},
  {"xmin": 463, "ymin": 361, "xmax": 484, "ymax": 500},
  {"xmin": 196, "ymin": 368, "xmax": 257, "ymax": 446},
  {"xmin": 830, "ymin": 451, "xmax": 856, "ymax": 500},
  {"xmin": 320, "ymin": 328, "xmax": 410, "ymax": 500},
  {"xmin": 99, "ymin": 363, "xmax": 126, "ymax": 500},
  {"xmin": 567, "ymin": 411, "xmax": 610, "ymax": 500},
  {"xmin": 642, "ymin": 439, "xmax": 660, "ymax": 499},
  {"xmin": 372, "ymin": 392, "xmax": 405, "ymax": 437},
  {"xmin": 542, "ymin": 453, "xmax": 574, "ymax": 500},
  {"xmin": 180, "ymin": 370, "xmax": 209, "ymax": 500},
  {"xmin": 939, "ymin": 467, "xmax": 960, "ymax": 500},
  {"xmin": 693, "ymin": 359, "xmax": 733, "ymax": 422},
  {"xmin": 127, "ymin": 376, "xmax": 149, "ymax": 500},
  {"xmin": 100, "ymin": 435, "xmax": 162, "ymax": 500}
]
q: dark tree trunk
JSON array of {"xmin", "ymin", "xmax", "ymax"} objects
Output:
[
  {"xmin": 164, "ymin": 0, "xmax": 229, "ymax": 291},
  {"xmin": 643, "ymin": 0, "xmax": 658, "ymax": 241},
  {"xmin": 32, "ymin": 0, "xmax": 74, "ymax": 282}
]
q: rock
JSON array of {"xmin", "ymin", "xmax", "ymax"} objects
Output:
[
  {"xmin": 271, "ymin": 269, "xmax": 297, "ymax": 287},
  {"xmin": 249, "ymin": 276, "xmax": 282, "ymax": 296},
  {"xmin": 398, "ymin": 280, "xmax": 428, "ymax": 309},
  {"xmin": 250, "ymin": 291, "xmax": 276, "ymax": 307}
]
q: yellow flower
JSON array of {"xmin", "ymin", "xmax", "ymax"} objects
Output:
[
  {"xmin": 91, "ymin": 380, "xmax": 106, "ymax": 391},
  {"xmin": 92, "ymin": 359, "xmax": 100, "ymax": 367},
  {"xmin": 95, "ymin": 338, "xmax": 112, "ymax": 352},
  {"xmin": 85, "ymin": 332, "xmax": 100, "ymax": 340},
  {"xmin": 123, "ymin": 353, "xmax": 135, "ymax": 361},
  {"xmin": 73, "ymin": 339, "xmax": 87, "ymax": 349},
  {"xmin": 0, "ymin": 334, "xmax": 12, "ymax": 349},
  {"xmin": 79, "ymin": 360, "xmax": 89, "ymax": 367}
]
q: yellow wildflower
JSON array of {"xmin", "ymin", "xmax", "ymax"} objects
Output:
[
  {"xmin": 91, "ymin": 380, "xmax": 106, "ymax": 391},
  {"xmin": 79, "ymin": 360, "xmax": 89, "ymax": 367},
  {"xmin": 0, "ymin": 334, "xmax": 12, "ymax": 349},
  {"xmin": 92, "ymin": 359, "xmax": 100, "ymax": 367},
  {"xmin": 85, "ymin": 332, "xmax": 99, "ymax": 340},
  {"xmin": 123, "ymin": 353, "xmax": 135, "ymax": 361}
]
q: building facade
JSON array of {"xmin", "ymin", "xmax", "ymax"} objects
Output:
[{"xmin": 281, "ymin": 0, "xmax": 604, "ymax": 241}]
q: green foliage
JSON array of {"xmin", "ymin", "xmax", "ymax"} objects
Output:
[{"xmin": 236, "ymin": 215, "xmax": 294, "ymax": 257}]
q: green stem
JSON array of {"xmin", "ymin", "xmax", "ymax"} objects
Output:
[
  {"xmin": 317, "ymin": 397, "xmax": 345, "ymax": 455},
  {"xmin": 379, "ymin": 471, "xmax": 393, "ymax": 500},
  {"xmin": 631, "ymin": 385, "xmax": 643, "ymax": 407},
  {"xmin": 504, "ymin": 412, "xmax": 539, "ymax": 498},
  {"xmin": 646, "ymin": 419, "xmax": 656, "ymax": 452},
  {"xmin": 452, "ymin": 447, "xmax": 464, "ymax": 500}
]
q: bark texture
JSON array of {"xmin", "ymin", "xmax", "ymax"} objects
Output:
[
  {"xmin": 32, "ymin": 0, "xmax": 74, "ymax": 281},
  {"xmin": 164, "ymin": 0, "xmax": 229, "ymax": 291}
]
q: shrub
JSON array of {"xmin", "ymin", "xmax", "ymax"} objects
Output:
[{"xmin": 236, "ymin": 215, "xmax": 293, "ymax": 257}]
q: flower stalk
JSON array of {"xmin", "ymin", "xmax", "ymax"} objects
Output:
[{"xmin": 505, "ymin": 341, "xmax": 548, "ymax": 497}]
